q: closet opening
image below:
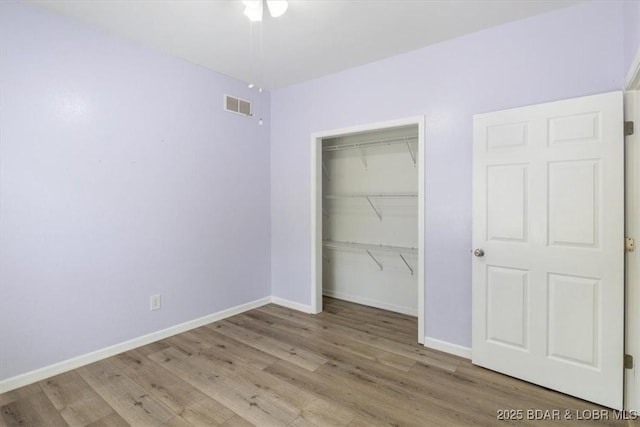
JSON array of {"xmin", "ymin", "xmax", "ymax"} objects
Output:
[{"xmin": 310, "ymin": 117, "xmax": 425, "ymax": 344}]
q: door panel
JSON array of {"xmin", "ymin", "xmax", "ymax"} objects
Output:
[
  {"xmin": 547, "ymin": 273, "xmax": 599, "ymax": 367},
  {"xmin": 548, "ymin": 160, "xmax": 599, "ymax": 247},
  {"xmin": 486, "ymin": 266, "xmax": 529, "ymax": 350},
  {"xmin": 472, "ymin": 91, "xmax": 623, "ymax": 409},
  {"xmin": 487, "ymin": 122, "xmax": 528, "ymax": 150},
  {"xmin": 487, "ymin": 165, "xmax": 528, "ymax": 241},
  {"xmin": 548, "ymin": 112, "xmax": 600, "ymax": 145}
]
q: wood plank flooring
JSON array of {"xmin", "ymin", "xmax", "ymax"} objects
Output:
[{"xmin": 0, "ymin": 297, "xmax": 634, "ymax": 426}]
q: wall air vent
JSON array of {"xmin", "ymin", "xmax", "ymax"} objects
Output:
[{"xmin": 224, "ymin": 94, "xmax": 252, "ymax": 117}]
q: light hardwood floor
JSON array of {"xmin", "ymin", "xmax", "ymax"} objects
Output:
[{"xmin": 0, "ymin": 298, "xmax": 634, "ymax": 426}]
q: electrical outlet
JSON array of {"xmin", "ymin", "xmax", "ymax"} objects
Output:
[{"xmin": 150, "ymin": 294, "xmax": 161, "ymax": 311}]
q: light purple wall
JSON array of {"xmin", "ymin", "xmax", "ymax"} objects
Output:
[
  {"xmin": 624, "ymin": 0, "xmax": 640, "ymax": 80},
  {"xmin": 270, "ymin": 1, "xmax": 624, "ymax": 347},
  {"xmin": 0, "ymin": 1, "xmax": 270, "ymax": 381}
]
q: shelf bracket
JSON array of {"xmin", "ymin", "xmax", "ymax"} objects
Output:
[
  {"xmin": 322, "ymin": 160, "xmax": 330, "ymax": 181},
  {"xmin": 366, "ymin": 250, "xmax": 383, "ymax": 271},
  {"xmin": 405, "ymin": 138, "xmax": 416, "ymax": 167},
  {"xmin": 399, "ymin": 253, "xmax": 414, "ymax": 275},
  {"xmin": 360, "ymin": 148, "xmax": 368, "ymax": 170},
  {"xmin": 365, "ymin": 196, "xmax": 382, "ymax": 221}
]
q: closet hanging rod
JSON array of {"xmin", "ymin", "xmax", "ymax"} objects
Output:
[
  {"xmin": 323, "ymin": 136, "xmax": 418, "ymax": 152},
  {"xmin": 324, "ymin": 193, "xmax": 418, "ymax": 199},
  {"xmin": 322, "ymin": 240, "xmax": 418, "ymax": 255}
]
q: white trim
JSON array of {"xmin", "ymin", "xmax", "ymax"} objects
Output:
[
  {"xmin": 323, "ymin": 290, "xmax": 417, "ymax": 317},
  {"xmin": 310, "ymin": 116, "xmax": 426, "ymax": 343},
  {"xmin": 625, "ymin": 90, "xmax": 640, "ymax": 411},
  {"xmin": 310, "ymin": 131, "xmax": 323, "ymax": 315},
  {"xmin": 424, "ymin": 336, "xmax": 472, "ymax": 359},
  {"xmin": 0, "ymin": 296, "xmax": 271, "ymax": 394},
  {"xmin": 626, "ymin": 48, "xmax": 640, "ymax": 90},
  {"xmin": 417, "ymin": 117, "xmax": 425, "ymax": 344},
  {"xmin": 270, "ymin": 296, "xmax": 315, "ymax": 314}
]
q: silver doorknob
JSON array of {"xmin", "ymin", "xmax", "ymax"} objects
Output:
[{"xmin": 474, "ymin": 248, "xmax": 485, "ymax": 257}]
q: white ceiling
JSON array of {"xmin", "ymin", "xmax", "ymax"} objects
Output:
[{"xmin": 29, "ymin": 0, "xmax": 585, "ymax": 89}]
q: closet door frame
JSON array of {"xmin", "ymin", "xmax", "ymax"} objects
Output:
[{"xmin": 310, "ymin": 116, "xmax": 425, "ymax": 344}]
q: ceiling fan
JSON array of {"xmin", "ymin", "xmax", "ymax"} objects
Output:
[{"xmin": 242, "ymin": 0, "xmax": 289, "ymax": 22}]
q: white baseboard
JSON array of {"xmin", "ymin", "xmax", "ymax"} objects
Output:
[
  {"xmin": 269, "ymin": 296, "xmax": 314, "ymax": 314},
  {"xmin": 423, "ymin": 336, "xmax": 472, "ymax": 359},
  {"xmin": 322, "ymin": 290, "xmax": 418, "ymax": 317},
  {"xmin": 0, "ymin": 296, "xmax": 271, "ymax": 394}
]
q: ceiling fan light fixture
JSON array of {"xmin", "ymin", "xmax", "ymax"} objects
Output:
[
  {"xmin": 242, "ymin": 0, "xmax": 263, "ymax": 22},
  {"xmin": 241, "ymin": 0, "xmax": 288, "ymax": 21},
  {"xmin": 266, "ymin": 0, "xmax": 288, "ymax": 18}
]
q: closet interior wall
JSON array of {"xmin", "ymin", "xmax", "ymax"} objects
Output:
[{"xmin": 322, "ymin": 125, "xmax": 419, "ymax": 316}]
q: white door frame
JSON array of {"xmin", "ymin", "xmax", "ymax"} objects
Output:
[
  {"xmin": 310, "ymin": 116, "xmax": 425, "ymax": 343},
  {"xmin": 625, "ymin": 51, "xmax": 640, "ymax": 410}
]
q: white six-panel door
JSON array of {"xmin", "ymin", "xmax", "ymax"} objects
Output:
[{"xmin": 472, "ymin": 92, "xmax": 624, "ymax": 409}]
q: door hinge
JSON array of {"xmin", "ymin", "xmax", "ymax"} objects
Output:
[
  {"xmin": 625, "ymin": 354, "xmax": 634, "ymax": 369},
  {"xmin": 625, "ymin": 121, "xmax": 634, "ymax": 136},
  {"xmin": 626, "ymin": 237, "xmax": 636, "ymax": 253}
]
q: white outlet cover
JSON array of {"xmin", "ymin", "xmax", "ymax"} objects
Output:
[{"xmin": 150, "ymin": 294, "xmax": 161, "ymax": 311}]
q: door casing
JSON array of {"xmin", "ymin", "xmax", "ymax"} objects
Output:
[{"xmin": 625, "ymin": 88, "xmax": 640, "ymax": 411}]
